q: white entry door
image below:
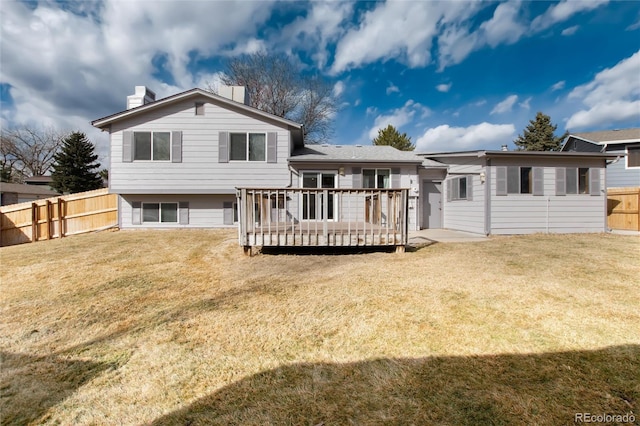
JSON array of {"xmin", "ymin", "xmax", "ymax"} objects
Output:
[{"xmin": 302, "ymin": 172, "xmax": 336, "ymax": 220}]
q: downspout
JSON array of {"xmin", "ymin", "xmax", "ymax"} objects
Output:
[{"xmin": 484, "ymin": 159, "xmax": 491, "ymax": 236}]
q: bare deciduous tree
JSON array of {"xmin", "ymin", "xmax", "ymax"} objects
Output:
[
  {"xmin": 208, "ymin": 53, "xmax": 339, "ymax": 144},
  {"xmin": 0, "ymin": 126, "xmax": 65, "ymax": 182}
]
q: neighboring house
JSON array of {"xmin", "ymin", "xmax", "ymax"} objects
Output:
[
  {"xmin": 561, "ymin": 128, "xmax": 640, "ymax": 188},
  {"xmin": 0, "ymin": 182, "xmax": 58, "ymax": 206},
  {"xmin": 93, "ymin": 86, "xmax": 617, "ymax": 245},
  {"xmin": 24, "ymin": 175, "xmax": 55, "ymax": 189}
]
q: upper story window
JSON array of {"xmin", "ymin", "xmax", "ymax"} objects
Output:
[
  {"xmin": 134, "ymin": 131, "xmax": 170, "ymax": 161},
  {"xmin": 363, "ymin": 169, "xmax": 390, "ymax": 188},
  {"xmin": 628, "ymin": 146, "xmax": 640, "ymax": 168},
  {"xmin": 230, "ymin": 133, "xmax": 266, "ymax": 161}
]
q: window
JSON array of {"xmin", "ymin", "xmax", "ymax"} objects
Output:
[
  {"xmin": 507, "ymin": 166, "xmax": 532, "ymax": 194},
  {"xmin": 363, "ymin": 169, "xmax": 390, "ymax": 189},
  {"xmin": 195, "ymin": 102, "xmax": 204, "ymax": 116},
  {"xmin": 628, "ymin": 146, "xmax": 640, "ymax": 168},
  {"xmin": 301, "ymin": 172, "xmax": 336, "ymax": 220},
  {"xmin": 565, "ymin": 168, "xmax": 590, "ymax": 194},
  {"xmin": 229, "ymin": 132, "xmax": 266, "ymax": 161},
  {"xmin": 448, "ymin": 176, "xmax": 471, "ymax": 201},
  {"xmin": 142, "ymin": 203, "xmax": 178, "ymax": 223},
  {"xmin": 134, "ymin": 131, "xmax": 170, "ymax": 161}
]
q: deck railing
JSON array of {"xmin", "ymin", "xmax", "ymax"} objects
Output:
[{"xmin": 237, "ymin": 188, "xmax": 408, "ymax": 249}]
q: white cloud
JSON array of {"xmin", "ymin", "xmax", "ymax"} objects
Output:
[
  {"xmin": 519, "ymin": 97, "xmax": 532, "ymax": 110},
  {"xmin": 331, "ymin": 1, "xmax": 481, "ymax": 74},
  {"xmin": 333, "ymin": 81, "xmax": 345, "ymax": 97},
  {"xmin": 366, "ymin": 100, "xmax": 430, "ymax": 140},
  {"xmin": 474, "ymin": 99, "xmax": 487, "ymax": 107},
  {"xmin": 480, "ymin": 1, "xmax": 527, "ymax": 47},
  {"xmin": 531, "ymin": 0, "xmax": 608, "ymax": 32},
  {"xmin": 490, "ymin": 95, "xmax": 518, "ymax": 115},
  {"xmin": 416, "ymin": 122, "xmax": 516, "ymax": 152},
  {"xmin": 566, "ymin": 49, "xmax": 640, "ymax": 129},
  {"xmin": 561, "ymin": 25, "xmax": 579, "ymax": 36},
  {"xmin": 436, "ymin": 83, "xmax": 452, "ymax": 93},
  {"xmin": 386, "ymin": 82, "xmax": 400, "ymax": 95},
  {"xmin": 551, "ymin": 81, "xmax": 566, "ymax": 91}
]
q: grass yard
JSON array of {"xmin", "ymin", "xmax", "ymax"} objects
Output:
[{"xmin": 1, "ymin": 229, "xmax": 639, "ymax": 425}]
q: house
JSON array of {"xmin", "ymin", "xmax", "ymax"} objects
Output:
[
  {"xmin": 0, "ymin": 182, "xmax": 58, "ymax": 206},
  {"xmin": 561, "ymin": 128, "xmax": 640, "ymax": 188},
  {"xmin": 93, "ymin": 86, "xmax": 618, "ymax": 250},
  {"xmin": 24, "ymin": 175, "xmax": 56, "ymax": 190},
  {"xmin": 421, "ymin": 150, "xmax": 617, "ymax": 235}
]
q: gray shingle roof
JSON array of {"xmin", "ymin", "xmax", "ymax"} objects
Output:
[
  {"xmin": 290, "ymin": 144, "xmax": 425, "ymax": 163},
  {"xmin": 572, "ymin": 128, "xmax": 640, "ymax": 144},
  {"xmin": 0, "ymin": 183, "xmax": 58, "ymax": 196}
]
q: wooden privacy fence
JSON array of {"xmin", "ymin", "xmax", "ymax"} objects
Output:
[
  {"xmin": 0, "ymin": 188, "xmax": 118, "ymax": 247},
  {"xmin": 607, "ymin": 187, "xmax": 640, "ymax": 231}
]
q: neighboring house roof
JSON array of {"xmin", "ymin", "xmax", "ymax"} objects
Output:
[
  {"xmin": 290, "ymin": 144, "xmax": 426, "ymax": 163},
  {"xmin": 571, "ymin": 128, "xmax": 640, "ymax": 144},
  {"xmin": 92, "ymin": 88, "xmax": 305, "ymax": 147},
  {"xmin": 0, "ymin": 182, "xmax": 58, "ymax": 196},
  {"xmin": 24, "ymin": 175, "xmax": 54, "ymax": 185}
]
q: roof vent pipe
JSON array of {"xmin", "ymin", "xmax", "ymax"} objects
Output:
[{"xmin": 501, "ymin": 144, "xmax": 508, "ymax": 151}]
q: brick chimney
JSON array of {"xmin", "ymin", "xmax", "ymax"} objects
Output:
[{"xmin": 127, "ymin": 86, "xmax": 156, "ymax": 109}]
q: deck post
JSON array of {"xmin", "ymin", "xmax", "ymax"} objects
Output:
[{"xmin": 322, "ymin": 189, "xmax": 328, "ymax": 245}]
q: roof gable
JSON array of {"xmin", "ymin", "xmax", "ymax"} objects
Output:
[{"xmin": 571, "ymin": 128, "xmax": 640, "ymax": 144}]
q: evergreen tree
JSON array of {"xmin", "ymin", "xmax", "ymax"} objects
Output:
[
  {"xmin": 372, "ymin": 124, "xmax": 415, "ymax": 151},
  {"xmin": 51, "ymin": 132, "xmax": 102, "ymax": 194},
  {"xmin": 514, "ymin": 112, "xmax": 569, "ymax": 151}
]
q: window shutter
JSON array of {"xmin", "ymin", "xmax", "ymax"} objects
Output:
[
  {"xmin": 179, "ymin": 201, "xmax": 189, "ymax": 224},
  {"xmin": 223, "ymin": 201, "xmax": 233, "ymax": 225},
  {"xmin": 466, "ymin": 176, "xmax": 473, "ymax": 201},
  {"xmin": 219, "ymin": 132, "xmax": 229, "ymax": 163},
  {"xmin": 589, "ymin": 168, "xmax": 601, "ymax": 196},
  {"xmin": 352, "ymin": 167, "xmax": 362, "ymax": 188},
  {"xmin": 132, "ymin": 201, "xmax": 141, "ymax": 225},
  {"xmin": 556, "ymin": 167, "xmax": 566, "ymax": 196},
  {"xmin": 496, "ymin": 167, "xmax": 507, "ymax": 196},
  {"xmin": 391, "ymin": 168, "xmax": 401, "ymax": 188},
  {"xmin": 123, "ymin": 131, "xmax": 133, "ymax": 162},
  {"xmin": 447, "ymin": 179, "xmax": 452, "ymax": 202},
  {"xmin": 172, "ymin": 131, "xmax": 182, "ymax": 163},
  {"xmin": 533, "ymin": 167, "xmax": 544, "ymax": 196},
  {"xmin": 267, "ymin": 132, "xmax": 277, "ymax": 163}
]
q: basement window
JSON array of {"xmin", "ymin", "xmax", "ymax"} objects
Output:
[{"xmin": 142, "ymin": 203, "xmax": 178, "ymax": 223}]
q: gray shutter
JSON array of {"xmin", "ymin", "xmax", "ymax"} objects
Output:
[
  {"xmin": 391, "ymin": 168, "xmax": 401, "ymax": 188},
  {"xmin": 123, "ymin": 131, "xmax": 133, "ymax": 162},
  {"xmin": 556, "ymin": 167, "xmax": 566, "ymax": 196},
  {"xmin": 590, "ymin": 168, "xmax": 601, "ymax": 196},
  {"xmin": 496, "ymin": 167, "xmax": 507, "ymax": 196},
  {"xmin": 533, "ymin": 167, "xmax": 544, "ymax": 196},
  {"xmin": 132, "ymin": 201, "xmax": 141, "ymax": 225},
  {"xmin": 223, "ymin": 201, "xmax": 233, "ymax": 225},
  {"xmin": 179, "ymin": 201, "xmax": 189, "ymax": 224},
  {"xmin": 352, "ymin": 167, "xmax": 362, "ymax": 188},
  {"xmin": 172, "ymin": 131, "xmax": 182, "ymax": 163},
  {"xmin": 466, "ymin": 176, "xmax": 473, "ymax": 201},
  {"xmin": 447, "ymin": 179, "xmax": 452, "ymax": 202},
  {"xmin": 267, "ymin": 132, "xmax": 277, "ymax": 163},
  {"xmin": 219, "ymin": 131, "xmax": 229, "ymax": 163}
]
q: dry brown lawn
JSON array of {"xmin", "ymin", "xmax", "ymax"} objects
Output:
[{"xmin": 1, "ymin": 229, "xmax": 639, "ymax": 425}]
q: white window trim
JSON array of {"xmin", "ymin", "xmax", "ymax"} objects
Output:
[
  {"xmin": 362, "ymin": 168, "xmax": 391, "ymax": 189},
  {"xmin": 299, "ymin": 170, "xmax": 339, "ymax": 222},
  {"xmin": 626, "ymin": 144, "xmax": 640, "ymax": 169},
  {"xmin": 141, "ymin": 202, "xmax": 179, "ymax": 223},
  {"xmin": 228, "ymin": 132, "xmax": 267, "ymax": 162},
  {"xmin": 133, "ymin": 131, "xmax": 172, "ymax": 162}
]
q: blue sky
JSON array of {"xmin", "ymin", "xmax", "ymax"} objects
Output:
[{"xmin": 1, "ymin": 0, "xmax": 639, "ymax": 160}]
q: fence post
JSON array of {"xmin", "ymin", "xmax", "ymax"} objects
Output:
[
  {"xmin": 31, "ymin": 202, "xmax": 37, "ymax": 243},
  {"xmin": 58, "ymin": 198, "xmax": 65, "ymax": 238},
  {"xmin": 46, "ymin": 200, "xmax": 52, "ymax": 240}
]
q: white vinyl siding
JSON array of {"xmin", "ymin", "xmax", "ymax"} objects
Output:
[
  {"xmin": 121, "ymin": 195, "xmax": 235, "ymax": 228},
  {"xmin": 110, "ymin": 97, "xmax": 291, "ymax": 193},
  {"xmin": 604, "ymin": 147, "xmax": 640, "ymax": 187}
]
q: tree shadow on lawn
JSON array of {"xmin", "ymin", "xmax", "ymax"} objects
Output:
[
  {"xmin": 0, "ymin": 351, "xmax": 113, "ymax": 425},
  {"xmin": 151, "ymin": 345, "xmax": 639, "ymax": 426}
]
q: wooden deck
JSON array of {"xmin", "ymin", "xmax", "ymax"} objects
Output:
[{"xmin": 237, "ymin": 188, "xmax": 409, "ymax": 251}]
